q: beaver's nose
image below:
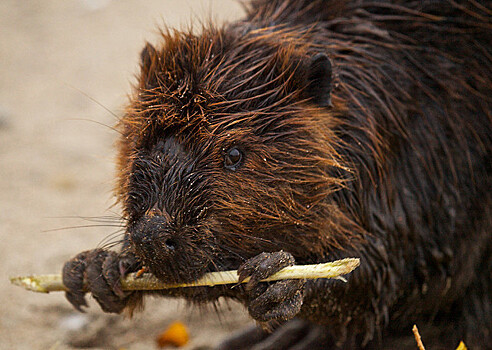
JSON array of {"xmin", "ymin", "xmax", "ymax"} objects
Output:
[{"xmin": 130, "ymin": 216, "xmax": 176, "ymax": 252}]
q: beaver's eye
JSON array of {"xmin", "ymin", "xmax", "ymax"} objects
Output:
[{"xmin": 224, "ymin": 147, "xmax": 242, "ymax": 170}]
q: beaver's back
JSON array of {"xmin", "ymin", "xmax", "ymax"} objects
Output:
[
  {"xmin": 111, "ymin": 0, "xmax": 491, "ymax": 347},
  {"xmin": 242, "ymin": 0, "xmax": 492, "ymax": 345}
]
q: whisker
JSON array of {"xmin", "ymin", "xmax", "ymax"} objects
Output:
[
  {"xmin": 204, "ymin": 244, "xmax": 222, "ymax": 272},
  {"xmin": 226, "ymin": 231, "xmax": 276, "ymax": 245},
  {"xmin": 216, "ymin": 244, "xmax": 245, "ymax": 264},
  {"xmin": 98, "ymin": 239, "xmax": 127, "ymax": 251},
  {"xmin": 65, "ymin": 82, "xmax": 121, "ymax": 122},
  {"xmin": 42, "ymin": 224, "xmax": 124, "ymax": 233},
  {"xmin": 47, "ymin": 215, "xmax": 125, "ymax": 224},
  {"xmin": 64, "ymin": 118, "xmax": 123, "ymax": 135},
  {"xmin": 97, "ymin": 229, "xmax": 126, "ymax": 249}
]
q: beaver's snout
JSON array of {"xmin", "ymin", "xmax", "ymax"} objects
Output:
[
  {"xmin": 128, "ymin": 215, "xmax": 214, "ymax": 283},
  {"xmin": 130, "ymin": 216, "xmax": 178, "ymax": 258}
]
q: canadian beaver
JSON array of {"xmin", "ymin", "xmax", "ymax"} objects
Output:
[{"xmin": 62, "ymin": 0, "xmax": 491, "ymax": 348}]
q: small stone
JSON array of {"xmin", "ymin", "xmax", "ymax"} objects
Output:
[{"xmin": 58, "ymin": 313, "xmax": 90, "ymax": 331}]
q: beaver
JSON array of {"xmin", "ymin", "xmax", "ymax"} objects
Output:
[{"xmin": 62, "ymin": 0, "xmax": 492, "ymax": 348}]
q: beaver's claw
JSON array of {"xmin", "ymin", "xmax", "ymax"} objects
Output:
[
  {"xmin": 62, "ymin": 249, "xmax": 141, "ymax": 313},
  {"xmin": 238, "ymin": 251, "xmax": 304, "ymax": 323}
]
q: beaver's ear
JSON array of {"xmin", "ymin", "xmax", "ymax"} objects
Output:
[
  {"xmin": 139, "ymin": 43, "xmax": 159, "ymax": 86},
  {"xmin": 140, "ymin": 42, "xmax": 158, "ymax": 69},
  {"xmin": 305, "ymin": 53, "xmax": 333, "ymax": 107}
]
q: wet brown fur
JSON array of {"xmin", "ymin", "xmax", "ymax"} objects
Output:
[{"xmin": 113, "ymin": 0, "xmax": 491, "ymax": 348}]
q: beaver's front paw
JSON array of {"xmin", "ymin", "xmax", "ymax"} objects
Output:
[
  {"xmin": 238, "ymin": 251, "xmax": 304, "ymax": 323},
  {"xmin": 62, "ymin": 249, "xmax": 141, "ymax": 313}
]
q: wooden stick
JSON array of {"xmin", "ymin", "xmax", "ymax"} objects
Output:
[
  {"xmin": 412, "ymin": 325, "xmax": 426, "ymax": 350},
  {"xmin": 10, "ymin": 258, "xmax": 359, "ymax": 293}
]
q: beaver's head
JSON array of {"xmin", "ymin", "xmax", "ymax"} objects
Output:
[{"xmin": 115, "ymin": 27, "xmax": 356, "ymax": 284}]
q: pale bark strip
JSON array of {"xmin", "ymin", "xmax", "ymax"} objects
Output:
[{"xmin": 10, "ymin": 257, "xmax": 359, "ymax": 293}]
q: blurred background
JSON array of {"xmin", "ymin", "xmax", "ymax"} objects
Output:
[{"xmin": 0, "ymin": 1, "xmax": 252, "ymax": 349}]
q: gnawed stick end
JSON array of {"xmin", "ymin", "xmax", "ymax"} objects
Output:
[{"xmin": 10, "ymin": 274, "xmax": 66, "ymax": 293}]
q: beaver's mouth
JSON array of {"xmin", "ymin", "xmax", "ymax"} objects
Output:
[
  {"xmin": 130, "ymin": 233, "xmax": 216, "ymax": 284},
  {"xmin": 128, "ymin": 214, "xmax": 220, "ymax": 284},
  {"xmin": 142, "ymin": 256, "xmax": 212, "ymax": 285}
]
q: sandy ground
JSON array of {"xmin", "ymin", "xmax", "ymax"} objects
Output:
[{"xmin": 0, "ymin": 1, "xmax": 255, "ymax": 349}]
